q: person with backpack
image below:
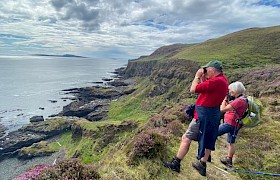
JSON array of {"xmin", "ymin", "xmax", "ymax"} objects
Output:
[
  {"xmin": 163, "ymin": 60, "xmax": 228, "ymax": 176},
  {"xmin": 218, "ymin": 81, "xmax": 248, "ymax": 167}
]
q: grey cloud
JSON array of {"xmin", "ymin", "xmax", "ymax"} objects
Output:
[
  {"xmin": 51, "ymin": 0, "xmax": 101, "ymax": 31},
  {"xmin": 51, "ymin": 0, "xmax": 74, "ymax": 11},
  {"xmin": 63, "ymin": 2, "xmax": 99, "ymax": 21}
]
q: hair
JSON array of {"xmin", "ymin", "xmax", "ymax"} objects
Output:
[
  {"xmin": 215, "ymin": 67, "xmax": 223, "ymax": 73},
  {"xmin": 228, "ymin": 81, "xmax": 246, "ymax": 94},
  {"xmin": 209, "ymin": 66, "xmax": 223, "ymax": 73}
]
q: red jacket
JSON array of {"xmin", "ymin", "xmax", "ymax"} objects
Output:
[{"xmin": 194, "ymin": 74, "xmax": 228, "ymax": 120}]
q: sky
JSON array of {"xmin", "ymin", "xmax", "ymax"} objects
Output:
[{"xmin": 1, "ymin": 0, "xmax": 280, "ymax": 60}]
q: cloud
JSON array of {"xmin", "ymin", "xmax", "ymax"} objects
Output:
[{"xmin": 1, "ymin": 0, "xmax": 280, "ymax": 59}]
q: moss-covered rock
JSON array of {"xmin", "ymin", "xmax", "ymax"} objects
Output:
[
  {"xmin": 18, "ymin": 141, "xmax": 55, "ymax": 159},
  {"xmin": 21, "ymin": 118, "xmax": 72, "ymax": 137}
]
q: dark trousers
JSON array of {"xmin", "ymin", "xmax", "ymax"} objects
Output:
[{"xmin": 196, "ymin": 106, "xmax": 220, "ymax": 160}]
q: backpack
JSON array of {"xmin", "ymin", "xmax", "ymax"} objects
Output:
[
  {"xmin": 185, "ymin": 103, "xmax": 195, "ymax": 120},
  {"xmin": 240, "ymin": 96, "xmax": 263, "ymax": 127}
]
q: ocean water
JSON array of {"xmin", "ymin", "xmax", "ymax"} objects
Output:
[{"xmin": 0, "ymin": 55, "xmax": 127, "ymax": 135}]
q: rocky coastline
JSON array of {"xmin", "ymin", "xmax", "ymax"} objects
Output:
[{"xmin": 0, "ymin": 67, "xmax": 134, "ymax": 161}]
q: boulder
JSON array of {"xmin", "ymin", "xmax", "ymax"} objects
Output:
[
  {"xmin": 86, "ymin": 110, "xmax": 108, "ymax": 121},
  {"xmin": 60, "ymin": 100, "xmax": 108, "ymax": 118},
  {"xmin": 30, "ymin": 116, "xmax": 44, "ymax": 123}
]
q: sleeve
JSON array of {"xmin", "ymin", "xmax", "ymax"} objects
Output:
[
  {"xmin": 229, "ymin": 99, "xmax": 239, "ymax": 110},
  {"xmin": 229, "ymin": 99, "xmax": 243, "ymax": 111}
]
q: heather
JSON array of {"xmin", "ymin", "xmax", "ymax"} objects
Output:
[{"xmin": 15, "ymin": 159, "xmax": 100, "ymax": 180}]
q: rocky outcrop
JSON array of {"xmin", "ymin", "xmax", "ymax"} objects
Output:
[
  {"xmin": 0, "ymin": 130, "xmax": 46, "ymax": 159},
  {"xmin": 0, "ymin": 118, "xmax": 72, "ymax": 160},
  {"xmin": 30, "ymin": 115, "xmax": 44, "ymax": 123},
  {"xmin": 122, "ymin": 44, "xmax": 191, "ymax": 78},
  {"xmin": 60, "ymin": 100, "xmax": 109, "ymax": 118},
  {"xmin": 18, "ymin": 141, "xmax": 55, "ymax": 160},
  {"xmin": 107, "ymin": 80, "xmax": 129, "ymax": 87},
  {"xmin": 59, "ymin": 84, "xmax": 135, "ymax": 121},
  {"xmin": 148, "ymin": 59, "xmax": 199, "ymax": 97},
  {"xmin": 124, "ymin": 60, "xmax": 158, "ymax": 78}
]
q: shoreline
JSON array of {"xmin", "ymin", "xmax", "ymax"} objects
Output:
[{"xmin": 0, "ymin": 66, "xmax": 132, "ymax": 179}]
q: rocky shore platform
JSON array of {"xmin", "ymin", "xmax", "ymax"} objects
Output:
[{"xmin": 0, "ymin": 68, "xmax": 135, "ymax": 161}]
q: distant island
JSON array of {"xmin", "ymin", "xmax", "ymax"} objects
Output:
[{"xmin": 31, "ymin": 54, "xmax": 88, "ymax": 58}]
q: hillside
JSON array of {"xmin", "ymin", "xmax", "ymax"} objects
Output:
[
  {"xmin": 138, "ymin": 25, "xmax": 280, "ymax": 68},
  {"xmin": 16, "ymin": 25, "xmax": 280, "ymax": 179}
]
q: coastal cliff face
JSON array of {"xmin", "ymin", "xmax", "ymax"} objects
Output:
[{"xmin": 124, "ymin": 60, "xmax": 158, "ymax": 78}]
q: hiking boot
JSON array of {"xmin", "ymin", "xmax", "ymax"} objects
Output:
[
  {"xmin": 163, "ymin": 157, "xmax": 181, "ymax": 173},
  {"xmin": 207, "ymin": 155, "xmax": 211, "ymax": 162},
  {"xmin": 220, "ymin": 157, "xmax": 233, "ymax": 167},
  {"xmin": 192, "ymin": 160, "xmax": 206, "ymax": 176}
]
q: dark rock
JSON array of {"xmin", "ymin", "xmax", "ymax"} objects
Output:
[
  {"xmin": 30, "ymin": 116, "xmax": 44, "ymax": 123},
  {"xmin": 49, "ymin": 100, "xmax": 57, "ymax": 103},
  {"xmin": 0, "ymin": 118, "xmax": 72, "ymax": 159},
  {"xmin": 124, "ymin": 60, "xmax": 158, "ymax": 78},
  {"xmin": 107, "ymin": 80, "xmax": 129, "ymax": 87},
  {"xmin": 60, "ymin": 100, "xmax": 109, "ymax": 118},
  {"xmin": 0, "ymin": 124, "xmax": 7, "ymax": 138},
  {"xmin": 59, "ymin": 78, "xmax": 135, "ymax": 122},
  {"xmin": 112, "ymin": 67, "xmax": 126, "ymax": 76},
  {"xmin": 71, "ymin": 123, "xmax": 83, "ymax": 140},
  {"xmin": 102, "ymin": 78, "xmax": 113, "ymax": 81},
  {"xmin": 86, "ymin": 110, "xmax": 108, "ymax": 121},
  {"xmin": 92, "ymin": 81, "xmax": 103, "ymax": 84},
  {"xmin": 22, "ymin": 118, "xmax": 72, "ymax": 137},
  {"xmin": 0, "ymin": 131, "xmax": 47, "ymax": 159},
  {"xmin": 39, "ymin": 107, "xmax": 45, "ymax": 110}
]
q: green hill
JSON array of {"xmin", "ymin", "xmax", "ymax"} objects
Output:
[
  {"xmin": 140, "ymin": 25, "xmax": 280, "ymax": 68},
  {"xmin": 19, "ymin": 25, "xmax": 280, "ymax": 179}
]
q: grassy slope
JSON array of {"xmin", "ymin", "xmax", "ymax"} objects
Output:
[
  {"xmin": 173, "ymin": 25, "xmax": 280, "ymax": 68},
  {"xmin": 51, "ymin": 26, "xmax": 280, "ymax": 180}
]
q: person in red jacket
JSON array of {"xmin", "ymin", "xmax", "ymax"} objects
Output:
[
  {"xmin": 163, "ymin": 60, "xmax": 228, "ymax": 176},
  {"xmin": 218, "ymin": 81, "xmax": 248, "ymax": 167}
]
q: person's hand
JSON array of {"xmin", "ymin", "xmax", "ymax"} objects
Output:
[
  {"xmin": 195, "ymin": 68, "xmax": 204, "ymax": 78},
  {"xmin": 223, "ymin": 95, "xmax": 229, "ymax": 103}
]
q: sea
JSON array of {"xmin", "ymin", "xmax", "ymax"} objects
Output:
[{"xmin": 0, "ymin": 55, "xmax": 127, "ymax": 136}]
